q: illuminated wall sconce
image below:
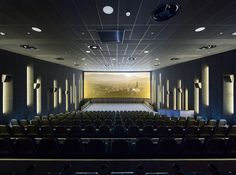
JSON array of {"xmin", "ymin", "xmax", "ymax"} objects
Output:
[
  {"xmin": 1, "ymin": 74, "xmax": 12, "ymax": 83},
  {"xmin": 177, "ymin": 88, "xmax": 183, "ymax": 93},
  {"xmin": 194, "ymin": 82, "xmax": 202, "ymax": 89},
  {"xmin": 33, "ymin": 83, "xmax": 41, "ymax": 89}
]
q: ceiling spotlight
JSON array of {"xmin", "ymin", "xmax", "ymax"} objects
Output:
[
  {"xmin": 220, "ymin": 32, "xmax": 223, "ymax": 35},
  {"xmin": 27, "ymin": 32, "xmax": 31, "ymax": 35},
  {"xmin": 55, "ymin": 57, "xmax": 64, "ymax": 61},
  {"xmin": 31, "ymin": 27, "xmax": 42, "ymax": 32},
  {"xmin": 20, "ymin": 44, "xmax": 37, "ymax": 50},
  {"xmin": 74, "ymin": 63, "xmax": 80, "ymax": 67},
  {"xmin": 84, "ymin": 63, "xmax": 87, "ymax": 66},
  {"xmin": 81, "ymin": 32, "xmax": 85, "ymax": 35},
  {"xmin": 88, "ymin": 45, "xmax": 100, "ymax": 50},
  {"xmin": 155, "ymin": 62, "xmax": 161, "ymax": 66},
  {"xmin": 232, "ymin": 32, "xmax": 236, "ymax": 36},
  {"xmin": 112, "ymin": 58, "xmax": 116, "ymax": 61},
  {"xmin": 86, "ymin": 50, "xmax": 91, "ymax": 53},
  {"xmin": 170, "ymin": 57, "xmax": 180, "ymax": 61},
  {"xmin": 103, "ymin": 6, "xmax": 114, "ymax": 14},
  {"xmin": 199, "ymin": 45, "xmax": 217, "ymax": 50},
  {"xmin": 144, "ymin": 50, "xmax": 149, "ymax": 54},
  {"xmin": 151, "ymin": 32, "xmax": 155, "ymax": 35},
  {"xmin": 128, "ymin": 57, "xmax": 136, "ymax": 61},
  {"xmin": 155, "ymin": 58, "xmax": 159, "ymax": 61},
  {"xmin": 81, "ymin": 58, "xmax": 86, "ymax": 61},
  {"xmin": 0, "ymin": 32, "xmax": 6, "ymax": 36},
  {"xmin": 126, "ymin": 11, "xmax": 131, "ymax": 17},
  {"xmin": 194, "ymin": 27, "xmax": 205, "ymax": 32}
]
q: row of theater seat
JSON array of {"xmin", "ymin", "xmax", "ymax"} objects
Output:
[
  {"xmin": 1, "ymin": 124, "xmax": 236, "ymax": 138},
  {"xmin": 1, "ymin": 137, "xmax": 236, "ymax": 158}
]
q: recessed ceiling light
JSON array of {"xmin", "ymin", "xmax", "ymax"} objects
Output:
[
  {"xmin": 112, "ymin": 58, "xmax": 116, "ymax": 61},
  {"xmin": 151, "ymin": 32, "xmax": 154, "ymax": 35},
  {"xmin": 154, "ymin": 62, "xmax": 161, "ymax": 66},
  {"xmin": 88, "ymin": 45, "xmax": 100, "ymax": 50},
  {"xmin": 27, "ymin": 32, "xmax": 31, "ymax": 35},
  {"xmin": 84, "ymin": 63, "xmax": 87, "ymax": 66},
  {"xmin": 74, "ymin": 63, "xmax": 80, "ymax": 67},
  {"xmin": 126, "ymin": 11, "xmax": 131, "ymax": 17},
  {"xmin": 194, "ymin": 27, "xmax": 205, "ymax": 32},
  {"xmin": 55, "ymin": 57, "xmax": 64, "ymax": 61},
  {"xmin": 81, "ymin": 58, "xmax": 86, "ymax": 61},
  {"xmin": 220, "ymin": 32, "xmax": 223, "ymax": 35},
  {"xmin": 20, "ymin": 44, "xmax": 37, "ymax": 50},
  {"xmin": 31, "ymin": 27, "xmax": 42, "ymax": 32},
  {"xmin": 155, "ymin": 58, "xmax": 159, "ymax": 61},
  {"xmin": 144, "ymin": 50, "xmax": 149, "ymax": 54},
  {"xmin": 103, "ymin": 6, "xmax": 114, "ymax": 14},
  {"xmin": 0, "ymin": 32, "xmax": 6, "ymax": 36},
  {"xmin": 170, "ymin": 57, "xmax": 180, "ymax": 61},
  {"xmin": 232, "ymin": 32, "xmax": 236, "ymax": 36},
  {"xmin": 86, "ymin": 50, "xmax": 91, "ymax": 53},
  {"xmin": 81, "ymin": 32, "xmax": 85, "ymax": 35}
]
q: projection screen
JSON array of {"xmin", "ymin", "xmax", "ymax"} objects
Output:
[{"xmin": 84, "ymin": 72, "xmax": 150, "ymax": 98}]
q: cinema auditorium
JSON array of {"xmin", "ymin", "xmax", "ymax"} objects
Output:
[{"xmin": 0, "ymin": 0, "xmax": 236, "ymax": 174}]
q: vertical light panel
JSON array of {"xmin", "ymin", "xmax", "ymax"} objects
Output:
[
  {"xmin": 185, "ymin": 88, "xmax": 189, "ymax": 110},
  {"xmin": 177, "ymin": 80, "xmax": 182, "ymax": 110},
  {"xmin": 74, "ymin": 85, "xmax": 77, "ymax": 110},
  {"xmin": 70, "ymin": 85, "xmax": 73, "ymax": 104},
  {"xmin": 36, "ymin": 78, "xmax": 42, "ymax": 115},
  {"xmin": 223, "ymin": 75, "xmax": 234, "ymax": 115},
  {"xmin": 157, "ymin": 85, "xmax": 160, "ymax": 109},
  {"xmin": 26, "ymin": 65, "xmax": 34, "ymax": 107},
  {"xmin": 53, "ymin": 80, "xmax": 58, "ymax": 109},
  {"xmin": 166, "ymin": 80, "xmax": 169, "ymax": 109},
  {"xmin": 162, "ymin": 85, "xmax": 165, "ymax": 106},
  {"xmin": 65, "ymin": 79, "xmax": 69, "ymax": 112},
  {"xmin": 73, "ymin": 73, "xmax": 75, "ymax": 104},
  {"xmin": 202, "ymin": 65, "xmax": 209, "ymax": 106},
  {"xmin": 58, "ymin": 87, "xmax": 62, "ymax": 105},
  {"xmin": 3, "ymin": 79, "xmax": 13, "ymax": 115},
  {"xmin": 173, "ymin": 87, "xmax": 176, "ymax": 110},
  {"xmin": 194, "ymin": 79, "xmax": 200, "ymax": 114}
]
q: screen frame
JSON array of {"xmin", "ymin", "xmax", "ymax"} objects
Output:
[{"xmin": 83, "ymin": 71, "xmax": 152, "ymax": 99}]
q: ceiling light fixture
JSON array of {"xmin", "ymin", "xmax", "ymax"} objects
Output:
[
  {"xmin": 74, "ymin": 63, "xmax": 80, "ymax": 67},
  {"xmin": 154, "ymin": 62, "xmax": 161, "ymax": 66},
  {"xmin": 126, "ymin": 11, "xmax": 131, "ymax": 17},
  {"xmin": 199, "ymin": 45, "xmax": 217, "ymax": 50},
  {"xmin": 31, "ymin": 27, "xmax": 42, "ymax": 32},
  {"xmin": 194, "ymin": 27, "xmax": 205, "ymax": 32},
  {"xmin": 170, "ymin": 57, "xmax": 180, "ymax": 61},
  {"xmin": 86, "ymin": 50, "xmax": 91, "ymax": 53},
  {"xmin": 144, "ymin": 50, "xmax": 149, "ymax": 54},
  {"xmin": 232, "ymin": 32, "xmax": 236, "ymax": 36},
  {"xmin": 20, "ymin": 44, "xmax": 37, "ymax": 50},
  {"xmin": 88, "ymin": 45, "xmax": 100, "ymax": 50},
  {"xmin": 155, "ymin": 58, "xmax": 159, "ymax": 61},
  {"xmin": 55, "ymin": 57, "xmax": 64, "ymax": 61},
  {"xmin": 112, "ymin": 58, "xmax": 116, "ymax": 61},
  {"xmin": 103, "ymin": 6, "xmax": 114, "ymax": 14},
  {"xmin": 128, "ymin": 57, "xmax": 136, "ymax": 61},
  {"xmin": 0, "ymin": 32, "xmax": 6, "ymax": 36},
  {"xmin": 81, "ymin": 58, "xmax": 86, "ymax": 61}
]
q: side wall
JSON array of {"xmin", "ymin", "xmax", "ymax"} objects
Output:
[
  {"xmin": 0, "ymin": 49, "xmax": 82, "ymax": 121},
  {"xmin": 152, "ymin": 50, "xmax": 236, "ymax": 124}
]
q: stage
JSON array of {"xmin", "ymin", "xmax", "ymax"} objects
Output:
[{"xmin": 82, "ymin": 103, "xmax": 154, "ymax": 112}]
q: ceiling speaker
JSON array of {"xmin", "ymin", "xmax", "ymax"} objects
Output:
[
  {"xmin": 223, "ymin": 74, "xmax": 234, "ymax": 83},
  {"xmin": 34, "ymin": 83, "xmax": 40, "ymax": 89},
  {"xmin": 194, "ymin": 82, "xmax": 202, "ymax": 89},
  {"xmin": 1, "ymin": 74, "xmax": 12, "ymax": 83}
]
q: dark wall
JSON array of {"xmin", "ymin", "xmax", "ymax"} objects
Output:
[
  {"xmin": 152, "ymin": 49, "xmax": 236, "ymax": 124},
  {"xmin": 0, "ymin": 49, "xmax": 82, "ymax": 121}
]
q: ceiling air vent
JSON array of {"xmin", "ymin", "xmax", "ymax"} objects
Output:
[{"xmin": 97, "ymin": 29, "xmax": 124, "ymax": 43}]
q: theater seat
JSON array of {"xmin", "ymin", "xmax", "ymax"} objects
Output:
[
  {"xmin": 170, "ymin": 126, "xmax": 185, "ymax": 137},
  {"xmin": 60, "ymin": 138, "xmax": 84, "ymax": 157},
  {"xmin": 0, "ymin": 138, "xmax": 13, "ymax": 156},
  {"xmin": 128, "ymin": 125, "xmax": 140, "ymax": 137},
  {"xmin": 227, "ymin": 125, "xmax": 236, "ymax": 137},
  {"xmin": 36, "ymin": 138, "xmax": 59, "ymax": 156},
  {"xmin": 0, "ymin": 125, "xmax": 11, "ymax": 137},
  {"xmin": 87, "ymin": 140, "xmax": 106, "ymax": 158},
  {"xmin": 25, "ymin": 125, "xmax": 39, "ymax": 137},
  {"xmin": 198, "ymin": 126, "xmax": 213, "ymax": 137},
  {"xmin": 83, "ymin": 125, "xmax": 96, "ymax": 137},
  {"xmin": 10, "ymin": 125, "xmax": 26, "ymax": 137},
  {"xmin": 70, "ymin": 126, "xmax": 81, "ymax": 137},
  {"xmin": 111, "ymin": 140, "xmax": 130, "ymax": 157},
  {"xmin": 180, "ymin": 138, "xmax": 203, "ymax": 156},
  {"xmin": 204, "ymin": 138, "xmax": 226, "ymax": 157},
  {"xmin": 185, "ymin": 126, "xmax": 199, "ymax": 137},
  {"xmin": 97, "ymin": 125, "xmax": 111, "ymax": 137},
  {"xmin": 156, "ymin": 126, "xmax": 170, "ymax": 137},
  {"xmin": 113, "ymin": 125, "xmax": 126, "ymax": 137},
  {"xmin": 142, "ymin": 125, "xmax": 155, "ymax": 137},
  {"xmin": 213, "ymin": 126, "xmax": 228, "ymax": 137},
  {"xmin": 134, "ymin": 139, "xmax": 154, "ymax": 158},
  {"xmin": 13, "ymin": 138, "xmax": 36, "ymax": 156},
  {"xmin": 156, "ymin": 138, "xmax": 178, "ymax": 157}
]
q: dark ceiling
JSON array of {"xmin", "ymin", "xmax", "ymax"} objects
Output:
[{"xmin": 0, "ymin": 0, "xmax": 236, "ymax": 71}]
